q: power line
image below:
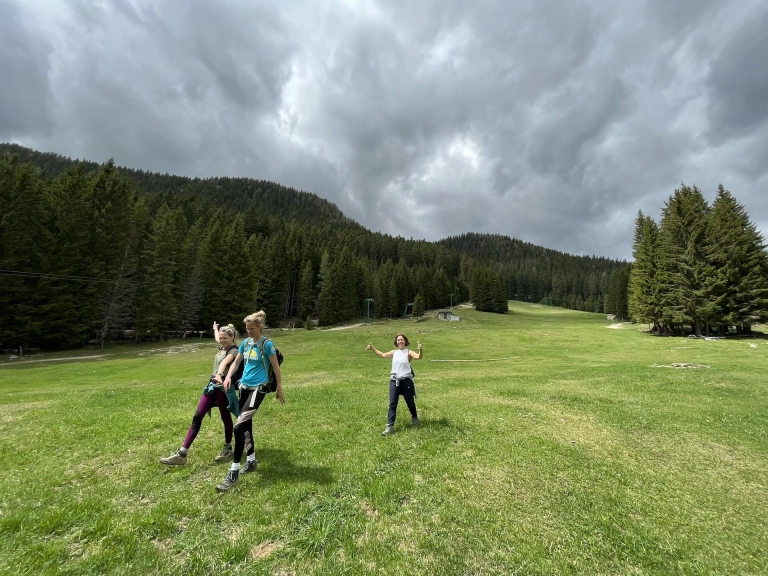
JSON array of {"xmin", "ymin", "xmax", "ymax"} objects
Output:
[{"xmin": 0, "ymin": 269, "xmax": 155, "ymax": 287}]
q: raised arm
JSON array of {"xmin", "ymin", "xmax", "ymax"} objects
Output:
[
  {"xmin": 212, "ymin": 321, "xmax": 221, "ymax": 344},
  {"xmin": 409, "ymin": 341, "xmax": 423, "ymax": 360},
  {"xmin": 366, "ymin": 343, "xmax": 395, "ymax": 358}
]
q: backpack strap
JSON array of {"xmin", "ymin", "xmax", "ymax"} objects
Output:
[{"xmin": 258, "ymin": 337, "xmax": 273, "ymax": 381}]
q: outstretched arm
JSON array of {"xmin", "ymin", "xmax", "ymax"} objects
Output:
[
  {"xmin": 409, "ymin": 341, "xmax": 423, "ymax": 360},
  {"xmin": 366, "ymin": 343, "xmax": 395, "ymax": 358}
]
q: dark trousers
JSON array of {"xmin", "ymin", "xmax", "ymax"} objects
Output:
[
  {"xmin": 387, "ymin": 378, "xmax": 418, "ymax": 426},
  {"xmin": 233, "ymin": 388, "xmax": 266, "ymax": 463}
]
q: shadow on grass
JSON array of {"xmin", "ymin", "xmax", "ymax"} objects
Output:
[
  {"xmin": 245, "ymin": 448, "xmax": 334, "ymax": 486},
  {"xmin": 418, "ymin": 417, "xmax": 459, "ymax": 431}
]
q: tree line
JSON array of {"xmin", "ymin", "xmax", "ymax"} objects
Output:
[
  {"xmin": 441, "ymin": 233, "xmax": 631, "ymax": 318},
  {"xmin": 0, "ymin": 154, "xmax": 472, "ymax": 349},
  {"xmin": 628, "ymin": 184, "xmax": 768, "ymax": 336},
  {"xmin": 1, "ymin": 146, "xmax": 632, "ymax": 350}
]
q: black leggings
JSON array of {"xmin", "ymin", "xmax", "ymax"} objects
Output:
[{"xmin": 234, "ymin": 388, "xmax": 266, "ymax": 463}]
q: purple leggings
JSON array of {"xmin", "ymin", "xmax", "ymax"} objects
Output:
[{"xmin": 182, "ymin": 388, "xmax": 233, "ymax": 449}]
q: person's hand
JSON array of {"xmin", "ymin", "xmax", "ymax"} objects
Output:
[
  {"xmin": 276, "ymin": 385, "xmax": 285, "ymax": 405},
  {"xmin": 212, "ymin": 321, "xmax": 219, "ymax": 332},
  {"xmin": 212, "ymin": 374, "xmax": 223, "ymax": 385},
  {"xmin": 223, "ymin": 376, "xmax": 231, "ymax": 391},
  {"xmin": 417, "ymin": 341, "xmax": 422, "ymax": 351},
  {"xmin": 366, "ymin": 343, "xmax": 372, "ymax": 350}
]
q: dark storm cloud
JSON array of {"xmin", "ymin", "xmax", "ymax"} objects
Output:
[
  {"xmin": 0, "ymin": 1, "xmax": 54, "ymax": 138},
  {"xmin": 2, "ymin": 0, "xmax": 767, "ymax": 259},
  {"xmin": 706, "ymin": 9, "xmax": 768, "ymax": 141}
]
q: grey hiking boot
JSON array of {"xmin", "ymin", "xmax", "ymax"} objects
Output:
[
  {"xmin": 381, "ymin": 425, "xmax": 395, "ymax": 436},
  {"xmin": 242, "ymin": 459, "xmax": 259, "ymax": 474},
  {"xmin": 213, "ymin": 444, "xmax": 233, "ymax": 463},
  {"xmin": 411, "ymin": 417, "xmax": 420, "ymax": 426},
  {"xmin": 159, "ymin": 450, "xmax": 187, "ymax": 466},
  {"xmin": 215, "ymin": 469, "xmax": 239, "ymax": 492}
]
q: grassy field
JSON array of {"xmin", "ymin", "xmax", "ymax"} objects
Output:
[{"xmin": 1, "ymin": 302, "xmax": 766, "ymax": 575}]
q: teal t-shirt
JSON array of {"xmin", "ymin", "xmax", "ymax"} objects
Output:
[{"xmin": 239, "ymin": 337, "xmax": 276, "ymax": 388}]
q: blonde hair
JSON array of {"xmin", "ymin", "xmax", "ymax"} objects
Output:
[
  {"xmin": 243, "ymin": 310, "xmax": 267, "ymax": 327},
  {"xmin": 219, "ymin": 324, "xmax": 238, "ymax": 342}
]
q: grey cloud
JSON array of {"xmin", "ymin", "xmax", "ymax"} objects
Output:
[
  {"xmin": 706, "ymin": 9, "xmax": 768, "ymax": 141},
  {"xmin": 2, "ymin": 0, "xmax": 767, "ymax": 260},
  {"xmin": 0, "ymin": 1, "xmax": 54, "ymax": 138}
]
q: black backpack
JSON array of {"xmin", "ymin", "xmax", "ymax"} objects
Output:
[{"xmin": 257, "ymin": 337, "xmax": 283, "ymax": 393}]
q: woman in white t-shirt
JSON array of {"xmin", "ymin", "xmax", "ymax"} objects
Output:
[{"xmin": 367, "ymin": 333, "xmax": 423, "ymax": 435}]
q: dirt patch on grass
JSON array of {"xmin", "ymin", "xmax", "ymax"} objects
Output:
[
  {"xmin": 0, "ymin": 355, "xmax": 108, "ymax": 366},
  {"xmin": 137, "ymin": 343, "xmax": 204, "ymax": 356},
  {"xmin": 0, "ymin": 401, "xmax": 53, "ymax": 426},
  {"xmin": 250, "ymin": 540, "xmax": 282, "ymax": 560},
  {"xmin": 324, "ymin": 323, "xmax": 365, "ymax": 331},
  {"xmin": 359, "ymin": 499, "xmax": 378, "ymax": 518},
  {"xmin": 607, "ymin": 323, "xmax": 625, "ymax": 329},
  {"xmin": 653, "ymin": 363, "xmax": 710, "ymax": 369}
]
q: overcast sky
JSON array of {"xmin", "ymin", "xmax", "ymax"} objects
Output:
[{"xmin": 2, "ymin": 0, "xmax": 767, "ymax": 260}]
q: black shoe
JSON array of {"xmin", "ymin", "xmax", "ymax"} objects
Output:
[
  {"xmin": 215, "ymin": 469, "xmax": 239, "ymax": 492},
  {"xmin": 242, "ymin": 459, "xmax": 259, "ymax": 474},
  {"xmin": 411, "ymin": 417, "xmax": 420, "ymax": 426}
]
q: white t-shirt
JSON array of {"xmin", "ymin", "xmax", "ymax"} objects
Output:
[{"xmin": 391, "ymin": 349, "xmax": 413, "ymax": 379}]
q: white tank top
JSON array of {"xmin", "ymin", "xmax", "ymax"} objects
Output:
[{"xmin": 391, "ymin": 349, "xmax": 413, "ymax": 379}]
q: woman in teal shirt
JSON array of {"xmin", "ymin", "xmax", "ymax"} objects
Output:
[{"xmin": 215, "ymin": 310, "xmax": 284, "ymax": 492}]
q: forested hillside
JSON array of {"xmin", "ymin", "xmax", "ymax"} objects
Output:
[
  {"xmin": 441, "ymin": 233, "xmax": 630, "ymax": 317},
  {"xmin": 0, "ymin": 143, "xmax": 355, "ymax": 229},
  {"xmin": 1, "ymin": 145, "xmax": 631, "ymax": 350}
]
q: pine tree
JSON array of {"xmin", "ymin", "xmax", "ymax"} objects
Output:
[
  {"xmin": 135, "ymin": 205, "xmax": 183, "ymax": 339},
  {"xmin": 297, "ymin": 259, "xmax": 315, "ymax": 319},
  {"xmin": 658, "ymin": 184, "xmax": 711, "ymax": 336},
  {"xmin": 0, "ymin": 158, "xmax": 50, "ymax": 347},
  {"xmin": 705, "ymin": 185, "xmax": 768, "ymax": 333},
  {"xmin": 412, "ymin": 292, "xmax": 425, "ymax": 321},
  {"xmin": 628, "ymin": 213, "xmax": 661, "ymax": 329}
]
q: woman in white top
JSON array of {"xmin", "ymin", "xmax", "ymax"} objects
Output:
[{"xmin": 367, "ymin": 333, "xmax": 423, "ymax": 435}]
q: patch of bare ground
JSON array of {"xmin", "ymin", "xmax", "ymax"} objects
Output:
[
  {"xmin": 250, "ymin": 540, "xmax": 283, "ymax": 560},
  {"xmin": 359, "ymin": 499, "xmax": 378, "ymax": 519},
  {"xmin": 0, "ymin": 402, "xmax": 54, "ymax": 433},
  {"xmin": 152, "ymin": 538, "xmax": 173, "ymax": 554},
  {"xmin": 607, "ymin": 323, "xmax": 625, "ymax": 329},
  {"xmin": 324, "ymin": 323, "xmax": 365, "ymax": 331},
  {"xmin": 0, "ymin": 355, "xmax": 108, "ymax": 365},
  {"xmin": 653, "ymin": 362, "xmax": 710, "ymax": 369}
]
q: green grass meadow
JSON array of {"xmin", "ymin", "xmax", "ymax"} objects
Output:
[{"xmin": 1, "ymin": 302, "xmax": 767, "ymax": 575}]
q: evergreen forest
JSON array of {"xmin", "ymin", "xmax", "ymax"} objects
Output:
[{"xmin": 3, "ymin": 143, "xmax": 638, "ymax": 350}]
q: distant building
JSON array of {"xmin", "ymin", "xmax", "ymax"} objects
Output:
[{"xmin": 437, "ymin": 310, "xmax": 460, "ymax": 321}]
